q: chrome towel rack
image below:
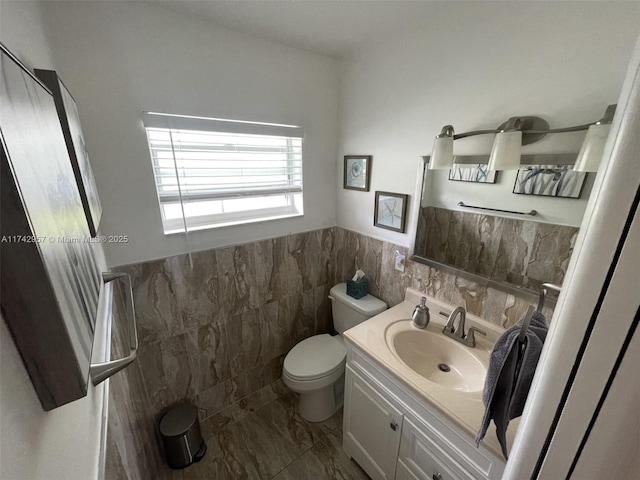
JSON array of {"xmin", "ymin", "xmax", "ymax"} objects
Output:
[
  {"xmin": 458, "ymin": 201, "xmax": 538, "ymax": 217},
  {"xmin": 89, "ymin": 272, "xmax": 139, "ymax": 386}
]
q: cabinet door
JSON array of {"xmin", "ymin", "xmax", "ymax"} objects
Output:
[
  {"xmin": 343, "ymin": 366, "xmax": 403, "ymax": 480},
  {"xmin": 399, "ymin": 417, "xmax": 464, "ymax": 480}
]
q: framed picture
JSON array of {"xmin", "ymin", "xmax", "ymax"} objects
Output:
[
  {"xmin": 513, "ymin": 165, "xmax": 586, "ymax": 198},
  {"xmin": 449, "ymin": 164, "xmax": 497, "ymax": 184},
  {"xmin": 35, "ymin": 69, "xmax": 103, "ymax": 236},
  {"xmin": 374, "ymin": 191, "xmax": 409, "ymax": 233},
  {"xmin": 344, "ymin": 155, "xmax": 372, "ymax": 191},
  {"xmin": 1, "ymin": 45, "xmax": 101, "ymax": 409}
]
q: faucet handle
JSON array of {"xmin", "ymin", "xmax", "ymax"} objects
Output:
[{"xmin": 464, "ymin": 326, "xmax": 487, "ymax": 347}]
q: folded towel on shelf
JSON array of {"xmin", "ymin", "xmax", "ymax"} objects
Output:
[{"xmin": 475, "ymin": 310, "xmax": 548, "ymax": 460}]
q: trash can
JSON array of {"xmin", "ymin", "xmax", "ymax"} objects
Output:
[{"xmin": 159, "ymin": 403, "xmax": 206, "ymax": 469}]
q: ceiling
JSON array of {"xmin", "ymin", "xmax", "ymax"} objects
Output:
[{"xmin": 149, "ymin": 0, "xmax": 441, "ymax": 59}]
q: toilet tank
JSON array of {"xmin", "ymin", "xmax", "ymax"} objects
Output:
[{"xmin": 329, "ymin": 283, "xmax": 387, "ymax": 334}]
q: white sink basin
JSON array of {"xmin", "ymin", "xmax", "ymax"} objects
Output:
[{"xmin": 385, "ymin": 320, "xmax": 488, "ymax": 393}]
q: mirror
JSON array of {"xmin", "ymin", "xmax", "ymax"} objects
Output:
[{"xmin": 412, "ymin": 155, "xmax": 596, "ymax": 295}]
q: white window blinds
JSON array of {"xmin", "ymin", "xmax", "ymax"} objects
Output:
[{"xmin": 143, "ymin": 113, "xmax": 304, "ymax": 234}]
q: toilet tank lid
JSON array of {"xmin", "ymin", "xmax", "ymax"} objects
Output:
[{"xmin": 330, "ymin": 283, "xmax": 387, "ymax": 316}]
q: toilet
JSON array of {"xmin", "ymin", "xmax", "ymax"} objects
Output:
[{"xmin": 282, "ymin": 282, "xmax": 387, "ymax": 422}]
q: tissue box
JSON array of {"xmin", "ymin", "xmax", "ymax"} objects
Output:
[{"xmin": 346, "ymin": 278, "xmax": 369, "ymax": 299}]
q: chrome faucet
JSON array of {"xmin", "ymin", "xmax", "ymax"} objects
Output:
[
  {"xmin": 412, "ymin": 297, "xmax": 430, "ymax": 329},
  {"xmin": 442, "ymin": 306, "xmax": 486, "ymax": 347}
]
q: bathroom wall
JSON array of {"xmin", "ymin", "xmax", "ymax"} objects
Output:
[
  {"xmin": 0, "ymin": 308, "xmax": 109, "ymax": 480},
  {"xmin": 331, "ymin": 228, "xmax": 543, "ymax": 328},
  {"xmin": 40, "ymin": 0, "xmax": 340, "ymax": 267},
  {"xmin": 337, "ymin": 1, "xmax": 640, "ymax": 249},
  {"xmin": 118, "ymin": 228, "xmax": 337, "ymax": 425}
]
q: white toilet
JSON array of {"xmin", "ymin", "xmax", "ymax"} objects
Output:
[{"xmin": 282, "ymin": 282, "xmax": 387, "ymax": 422}]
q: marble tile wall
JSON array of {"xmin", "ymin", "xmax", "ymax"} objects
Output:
[
  {"xmin": 118, "ymin": 229, "xmax": 336, "ymax": 424},
  {"xmin": 108, "ymin": 223, "xmax": 555, "ymax": 476},
  {"xmin": 332, "ymin": 227, "xmax": 551, "ymax": 329},
  {"xmin": 414, "ymin": 206, "xmax": 579, "ymax": 290},
  {"xmin": 105, "ymin": 280, "xmax": 168, "ymax": 480}
]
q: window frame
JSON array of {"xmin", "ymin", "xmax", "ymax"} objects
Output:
[{"xmin": 143, "ymin": 112, "xmax": 304, "ymax": 234}]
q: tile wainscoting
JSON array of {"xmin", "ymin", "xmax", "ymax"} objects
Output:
[
  {"xmin": 119, "ymin": 229, "xmax": 337, "ymax": 421},
  {"xmin": 105, "ymin": 281, "xmax": 168, "ymax": 480},
  {"xmin": 107, "ymin": 225, "xmax": 552, "ymax": 477},
  {"xmin": 330, "ymin": 227, "xmax": 550, "ymax": 328}
]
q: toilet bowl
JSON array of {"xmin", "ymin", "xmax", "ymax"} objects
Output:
[
  {"xmin": 282, "ymin": 334, "xmax": 347, "ymax": 422},
  {"xmin": 282, "ymin": 283, "xmax": 387, "ymax": 422}
]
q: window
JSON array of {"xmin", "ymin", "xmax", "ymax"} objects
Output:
[{"xmin": 143, "ymin": 112, "xmax": 303, "ymax": 234}]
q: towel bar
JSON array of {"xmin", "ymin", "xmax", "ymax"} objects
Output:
[
  {"xmin": 458, "ymin": 201, "xmax": 538, "ymax": 216},
  {"xmin": 89, "ymin": 272, "xmax": 139, "ymax": 385}
]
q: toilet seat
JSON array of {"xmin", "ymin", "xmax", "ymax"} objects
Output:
[{"xmin": 283, "ymin": 334, "xmax": 346, "ymax": 381}]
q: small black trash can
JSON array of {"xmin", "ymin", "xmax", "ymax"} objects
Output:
[{"xmin": 159, "ymin": 403, "xmax": 207, "ymax": 469}]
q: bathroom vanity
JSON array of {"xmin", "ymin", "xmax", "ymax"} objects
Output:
[{"xmin": 342, "ymin": 289, "xmax": 514, "ymax": 480}]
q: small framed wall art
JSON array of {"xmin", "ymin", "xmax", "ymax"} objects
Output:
[
  {"xmin": 35, "ymin": 68, "xmax": 103, "ymax": 236},
  {"xmin": 374, "ymin": 191, "xmax": 409, "ymax": 233},
  {"xmin": 449, "ymin": 164, "xmax": 497, "ymax": 184},
  {"xmin": 513, "ymin": 165, "xmax": 586, "ymax": 198},
  {"xmin": 2, "ymin": 45, "xmax": 101, "ymax": 409},
  {"xmin": 344, "ymin": 155, "xmax": 372, "ymax": 191}
]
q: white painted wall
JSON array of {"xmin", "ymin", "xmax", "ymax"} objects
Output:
[
  {"xmin": 39, "ymin": 0, "xmax": 339, "ymax": 267},
  {"xmin": 0, "ymin": 0, "xmax": 54, "ymax": 68},
  {"xmin": 0, "ymin": 2, "xmax": 108, "ymax": 479},
  {"xmin": 0, "ymin": 315, "xmax": 108, "ymax": 480},
  {"xmin": 338, "ymin": 1, "xmax": 640, "ymax": 244}
]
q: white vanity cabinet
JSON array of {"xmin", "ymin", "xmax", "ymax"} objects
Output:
[
  {"xmin": 343, "ymin": 343, "xmax": 505, "ymax": 480},
  {"xmin": 343, "ymin": 365, "xmax": 404, "ymax": 479}
]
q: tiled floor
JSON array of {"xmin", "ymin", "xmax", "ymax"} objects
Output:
[{"xmin": 179, "ymin": 380, "xmax": 370, "ymax": 480}]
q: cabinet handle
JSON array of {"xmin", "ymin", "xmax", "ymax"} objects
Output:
[
  {"xmin": 390, "ymin": 421, "xmax": 398, "ymax": 431},
  {"xmin": 433, "ymin": 473, "xmax": 443, "ymax": 480}
]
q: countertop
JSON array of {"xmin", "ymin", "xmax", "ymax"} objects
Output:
[{"xmin": 343, "ymin": 287, "xmax": 519, "ymax": 461}]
